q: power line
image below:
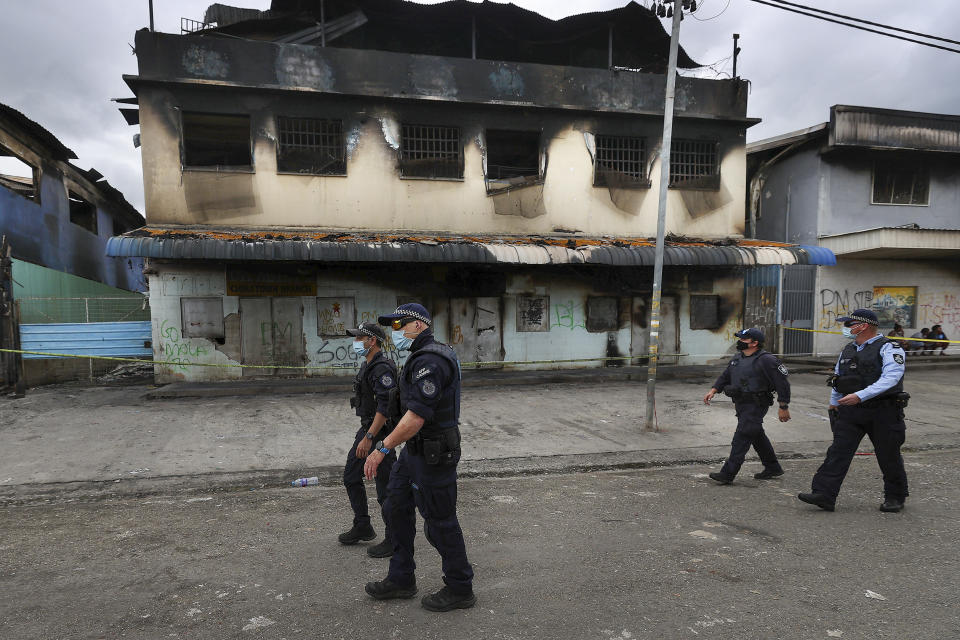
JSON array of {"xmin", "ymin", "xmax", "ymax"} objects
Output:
[
  {"xmin": 748, "ymin": 0, "xmax": 960, "ymax": 55},
  {"xmin": 691, "ymin": 0, "xmax": 732, "ymax": 21},
  {"xmin": 767, "ymin": 0, "xmax": 960, "ymax": 47}
]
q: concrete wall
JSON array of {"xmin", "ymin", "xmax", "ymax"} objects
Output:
[
  {"xmin": 0, "ymin": 130, "xmax": 144, "ymax": 292},
  {"xmin": 138, "ymin": 86, "xmax": 748, "ymax": 239},
  {"xmin": 755, "ymin": 147, "xmax": 822, "ymax": 245},
  {"xmin": 814, "ymin": 258, "xmax": 960, "ymax": 356},
  {"xmin": 146, "ymin": 262, "xmax": 746, "ymax": 383}
]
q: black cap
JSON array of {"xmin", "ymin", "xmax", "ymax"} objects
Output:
[
  {"xmin": 377, "ymin": 302, "xmax": 432, "ymax": 326},
  {"xmin": 836, "ymin": 309, "xmax": 879, "ymax": 326},
  {"xmin": 735, "ymin": 328, "xmax": 765, "ymax": 342},
  {"xmin": 346, "ymin": 322, "xmax": 386, "ymax": 342}
]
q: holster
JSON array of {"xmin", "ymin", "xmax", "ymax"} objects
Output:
[
  {"xmin": 895, "ymin": 392, "xmax": 910, "ymax": 409},
  {"xmin": 407, "ymin": 428, "xmax": 461, "ymax": 466}
]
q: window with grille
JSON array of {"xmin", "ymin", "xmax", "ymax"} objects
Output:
[
  {"xmin": 669, "ymin": 139, "xmax": 719, "ymax": 189},
  {"xmin": 276, "ymin": 117, "xmax": 345, "ymax": 175},
  {"xmin": 485, "ymin": 129, "xmax": 541, "ymax": 193},
  {"xmin": 182, "ymin": 112, "xmax": 252, "ymax": 169},
  {"xmin": 399, "ymin": 124, "xmax": 462, "ymax": 179},
  {"xmin": 594, "ymin": 135, "xmax": 648, "ymax": 188},
  {"xmin": 872, "ymin": 160, "xmax": 929, "ymax": 205}
]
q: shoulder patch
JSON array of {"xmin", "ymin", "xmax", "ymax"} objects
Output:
[
  {"xmin": 893, "ymin": 353, "xmax": 904, "ymax": 365},
  {"xmin": 778, "ymin": 364, "xmax": 789, "ymax": 375},
  {"xmin": 420, "ymin": 379, "xmax": 437, "ymax": 397},
  {"xmin": 380, "ymin": 374, "xmax": 394, "ymax": 387},
  {"xmin": 414, "ymin": 367, "xmax": 432, "ymax": 381}
]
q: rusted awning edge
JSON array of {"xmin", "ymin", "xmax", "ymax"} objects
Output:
[{"xmin": 107, "ymin": 233, "xmax": 836, "ymax": 267}]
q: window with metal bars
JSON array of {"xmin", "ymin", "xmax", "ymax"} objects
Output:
[
  {"xmin": 594, "ymin": 135, "xmax": 649, "ymax": 188},
  {"xmin": 669, "ymin": 139, "xmax": 720, "ymax": 189},
  {"xmin": 399, "ymin": 124, "xmax": 462, "ymax": 179},
  {"xmin": 276, "ymin": 117, "xmax": 346, "ymax": 175},
  {"xmin": 872, "ymin": 159, "xmax": 929, "ymax": 205}
]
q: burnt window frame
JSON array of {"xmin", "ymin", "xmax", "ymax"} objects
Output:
[
  {"xmin": 180, "ymin": 110, "xmax": 254, "ymax": 172},
  {"xmin": 669, "ymin": 138, "xmax": 721, "ymax": 191},
  {"xmin": 0, "ymin": 143, "xmax": 42, "ymax": 204},
  {"xmin": 689, "ymin": 294, "xmax": 721, "ymax": 330},
  {"xmin": 586, "ymin": 296, "xmax": 619, "ymax": 333},
  {"xmin": 593, "ymin": 134, "xmax": 650, "ymax": 189},
  {"xmin": 484, "ymin": 129, "xmax": 543, "ymax": 194},
  {"xmin": 871, "ymin": 158, "xmax": 929, "ymax": 206},
  {"xmin": 276, "ymin": 116, "xmax": 346, "ymax": 176},
  {"xmin": 398, "ymin": 124, "xmax": 463, "ymax": 180},
  {"xmin": 68, "ymin": 190, "xmax": 98, "ymax": 235}
]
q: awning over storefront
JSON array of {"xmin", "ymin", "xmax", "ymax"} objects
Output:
[
  {"xmin": 107, "ymin": 227, "xmax": 837, "ymax": 267},
  {"xmin": 819, "ymin": 227, "xmax": 960, "ymax": 259}
]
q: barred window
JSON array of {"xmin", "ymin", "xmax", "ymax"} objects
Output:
[
  {"xmin": 400, "ymin": 124, "xmax": 462, "ymax": 179},
  {"xmin": 670, "ymin": 139, "xmax": 719, "ymax": 189},
  {"xmin": 277, "ymin": 117, "xmax": 345, "ymax": 175},
  {"xmin": 872, "ymin": 160, "xmax": 928, "ymax": 205},
  {"xmin": 594, "ymin": 135, "xmax": 648, "ymax": 188}
]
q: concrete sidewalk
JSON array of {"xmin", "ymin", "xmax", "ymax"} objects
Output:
[{"xmin": 2, "ymin": 364, "xmax": 959, "ymax": 503}]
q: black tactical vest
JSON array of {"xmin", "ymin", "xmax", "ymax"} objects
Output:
[
  {"xmin": 728, "ymin": 350, "xmax": 772, "ymax": 393},
  {"xmin": 836, "ymin": 337, "xmax": 903, "ymax": 398},
  {"xmin": 400, "ymin": 342, "xmax": 461, "ymax": 437},
  {"xmin": 353, "ymin": 352, "xmax": 397, "ymax": 426}
]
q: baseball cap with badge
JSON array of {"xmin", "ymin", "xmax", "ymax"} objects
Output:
[
  {"xmin": 735, "ymin": 328, "xmax": 765, "ymax": 343},
  {"xmin": 836, "ymin": 308, "xmax": 879, "ymax": 326},
  {"xmin": 346, "ymin": 322, "xmax": 386, "ymax": 342},
  {"xmin": 377, "ymin": 303, "xmax": 432, "ymax": 329}
]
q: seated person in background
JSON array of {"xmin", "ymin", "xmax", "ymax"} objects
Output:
[
  {"xmin": 888, "ymin": 323, "xmax": 905, "ymax": 347},
  {"xmin": 927, "ymin": 324, "xmax": 948, "ymax": 356},
  {"xmin": 906, "ymin": 328, "xmax": 929, "ymax": 355}
]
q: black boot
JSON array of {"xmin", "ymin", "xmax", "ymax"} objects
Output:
[
  {"xmin": 367, "ymin": 539, "xmax": 394, "ymax": 558},
  {"xmin": 798, "ymin": 492, "xmax": 835, "ymax": 511},
  {"xmin": 754, "ymin": 468, "xmax": 784, "ymax": 480},
  {"xmin": 709, "ymin": 472, "xmax": 733, "ymax": 485},
  {"xmin": 880, "ymin": 498, "xmax": 904, "ymax": 513},
  {"xmin": 338, "ymin": 522, "xmax": 376, "ymax": 545},
  {"xmin": 421, "ymin": 585, "xmax": 477, "ymax": 612},
  {"xmin": 365, "ymin": 578, "xmax": 417, "ymax": 600}
]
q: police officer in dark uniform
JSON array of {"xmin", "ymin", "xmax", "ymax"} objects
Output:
[
  {"xmin": 703, "ymin": 328, "xmax": 791, "ymax": 484},
  {"xmin": 799, "ymin": 309, "xmax": 909, "ymax": 513},
  {"xmin": 338, "ymin": 322, "xmax": 398, "ymax": 558},
  {"xmin": 362, "ymin": 303, "xmax": 476, "ymax": 612}
]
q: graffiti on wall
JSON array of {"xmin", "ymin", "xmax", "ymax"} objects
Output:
[
  {"xmin": 316, "ymin": 308, "xmax": 405, "ymax": 369},
  {"xmin": 872, "ymin": 286, "xmax": 917, "ymax": 327},
  {"xmin": 819, "ymin": 288, "xmax": 873, "ymax": 329},
  {"xmin": 517, "ymin": 296, "xmax": 550, "ymax": 332},
  {"xmin": 157, "ymin": 318, "xmax": 209, "ymax": 372},
  {"xmin": 552, "ymin": 300, "xmax": 586, "ymax": 331},
  {"xmin": 917, "ymin": 291, "xmax": 960, "ymax": 330},
  {"xmin": 317, "ymin": 297, "xmax": 356, "ymax": 336}
]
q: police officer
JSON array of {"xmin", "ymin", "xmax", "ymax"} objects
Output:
[
  {"xmin": 362, "ymin": 303, "xmax": 476, "ymax": 612},
  {"xmin": 799, "ymin": 309, "xmax": 909, "ymax": 513},
  {"xmin": 703, "ymin": 328, "xmax": 791, "ymax": 484},
  {"xmin": 339, "ymin": 322, "xmax": 398, "ymax": 558}
]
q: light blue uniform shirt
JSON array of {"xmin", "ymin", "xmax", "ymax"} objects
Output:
[{"xmin": 830, "ymin": 333, "xmax": 906, "ymax": 405}]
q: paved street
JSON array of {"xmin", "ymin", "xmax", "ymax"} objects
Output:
[{"xmin": 2, "ymin": 450, "xmax": 958, "ymax": 639}]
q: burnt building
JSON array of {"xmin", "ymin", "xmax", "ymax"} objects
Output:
[{"xmin": 108, "ymin": 0, "xmax": 833, "ymax": 382}]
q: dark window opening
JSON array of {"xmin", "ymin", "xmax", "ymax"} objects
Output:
[
  {"xmin": 872, "ymin": 160, "xmax": 929, "ymax": 205},
  {"xmin": 670, "ymin": 139, "xmax": 719, "ymax": 190},
  {"xmin": 277, "ymin": 116, "xmax": 345, "ymax": 175},
  {"xmin": 594, "ymin": 135, "xmax": 648, "ymax": 188},
  {"xmin": 112, "ymin": 218, "xmax": 127, "ymax": 237},
  {"xmin": 485, "ymin": 129, "xmax": 541, "ymax": 193},
  {"xmin": 68, "ymin": 191, "xmax": 98, "ymax": 235},
  {"xmin": 399, "ymin": 124, "xmax": 462, "ymax": 179},
  {"xmin": 0, "ymin": 145, "xmax": 41, "ymax": 203},
  {"xmin": 586, "ymin": 296, "xmax": 619, "ymax": 332},
  {"xmin": 690, "ymin": 295, "xmax": 721, "ymax": 330},
  {"xmin": 182, "ymin": 112, "xmax": 252, "ymax": 169}
]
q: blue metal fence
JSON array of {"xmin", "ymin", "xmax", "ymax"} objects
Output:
[{"xmin": 19, "ymin": 321, "xmax": 152, "ymax": 359}]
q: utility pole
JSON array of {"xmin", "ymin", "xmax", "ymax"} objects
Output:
[
  {"xmin": 148, "ymin": 0, "xmax": 155, "ymax": 31},
  {"xmin": 644, "ymin": 0, "xmax": 684, "ymax": 432},
  {"xmin": 733, "ymin": 33, "xmax": 741, "ymax": 78}
]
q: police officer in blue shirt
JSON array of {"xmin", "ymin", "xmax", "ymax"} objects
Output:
[
  {"xmin": 339, "ymin": 322, "xmax": 398, "ymax": 557},
  {"xmin": 799, "ymin": 309, "xmax": 909, "ymax": 513},
  {"xmin": 362, "ymin": 303, "xmax": 475, "ymax": 612},
  {"xmin": 704, "ymin": 328, "xmax": 791, "ymax": 484}
]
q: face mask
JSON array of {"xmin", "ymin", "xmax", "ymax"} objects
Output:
[
  {"xmin": 392, "ymin": 329, "xmax": 413, "ymax": 351},
  {"xmin": 735, "ymin": 341, "xmax": 750, "ymax": 351},
  {"xmin": 352, "ymin": 341, "xmax": 369, "ymax": 357}
]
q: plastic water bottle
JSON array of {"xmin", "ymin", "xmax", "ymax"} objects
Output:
[{"xmin": 291, "ymin": 476, "xmax": 319, "ymax": 487}]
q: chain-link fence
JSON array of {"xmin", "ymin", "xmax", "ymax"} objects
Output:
[{"xmin": 17, "ymin": 296, "xmax": 152, "ymax": 382}]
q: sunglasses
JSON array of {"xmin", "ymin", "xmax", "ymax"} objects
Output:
[{"xmin": 391, "ymin": 317, "xmax": 417, "ymax": 330}]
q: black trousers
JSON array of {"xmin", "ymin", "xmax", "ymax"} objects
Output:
[
  {"xmin": 720, "ymin": 401, "xmax": 782, "ymax": 478},
  {"xmin": 343, "ymin": 425, "xmax": 395, "ymax": 537},
  {"xmin": 811, "ymin": 404, "xmax": 908, "ymax": 501}
]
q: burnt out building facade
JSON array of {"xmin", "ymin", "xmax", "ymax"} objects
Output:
[{"xmin": 109, "ymin": 1, "xmax": 832, "ymax": 382}]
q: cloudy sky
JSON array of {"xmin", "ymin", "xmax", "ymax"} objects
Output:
[{"xmin": 2, "ymin": 0, "xmax": 959, "ymax": 213}]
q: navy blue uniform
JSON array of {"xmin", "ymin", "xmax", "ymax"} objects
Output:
[
  {"xmin": 344, "ymin": 352, "xmax": 397, "ymax": 535},
  {"xmin": 385, "ymin": 330, "xmax": 474, "ymax": 595},
  {"xmin": 811, "ymin": 335, "xmax": 908, "ymax": 501},
  {"xmin": 712, "ymin": 350, "xmax": 791, "ymax": 478}
]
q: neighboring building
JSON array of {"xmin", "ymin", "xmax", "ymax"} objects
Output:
[
  {"xmin": 748, "ymin": 105, "xmax": 960, "ymax": 356},
  {"xmin": 109, "ymin": 0, "xmax": 834, "ymax": 383},
  {"xmin": 0, "ymin": 103, "xmax": 146, "ymax": 294}
]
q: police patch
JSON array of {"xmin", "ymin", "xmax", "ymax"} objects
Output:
[
  {"xmin": 415, "ymin": 367, "xmax": 431, "ymax": 381},
  {"xmin": 893, "ymin": 354, "xmax": 904, "ymax": 364},
  {"xmin": 380, "ymin": 374, "xmax": 393, "ymax": 387},
  {"xmin": 778, "ymin": 364, "xmax": 789, "ymax": 376},
  {"xmin": 420, "ymin": 379, "xmax": 437, "ymax": 397}
]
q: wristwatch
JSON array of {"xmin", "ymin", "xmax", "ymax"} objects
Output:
[
  {"xmin": 374, "ymin": 440, "xmax": 391, "ymax": 455},
  {"xmin": 364, "ymin": 432, "xmax": 375, "ymax": 441},
  {"xmin": 779, "ymin": 403, "xmax": 789, "ymax": 409}
]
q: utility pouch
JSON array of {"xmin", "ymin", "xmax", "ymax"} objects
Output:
[
  {"xmin": 759, "ymin": 391, "xmax": 774, "ymax": 407},
  {"xmin": 895, "ymin": 392, "xmax": 910, "ymax": 409},
  {"xmin": 423, "ymin": 430, "xmax": 460, "ymax": 466},
  {"xmin": 834, "ymin": 375, "xmax": 864, "ymax": 395},
  {"xmin": 423, "ymin": 438, "xmax": 443, "ymax": 465},
  {"xmin": 349, "ymin": 397, "xmax": 357, "ymax": 409},
  {"xmin": 723, "ymin": 385, "xmax": 742, "ymax": 399},
  {"xmin": 388, "ymin": 387, "xmax": 402, "ymax": 421}
]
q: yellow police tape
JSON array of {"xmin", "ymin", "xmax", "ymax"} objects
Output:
[{"xmin": 782, "ymin": 327, "xmax": 960, "ymax": 344}]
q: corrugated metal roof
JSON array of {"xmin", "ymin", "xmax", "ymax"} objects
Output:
[{"xmin": 106, "ymin": 228, "xmax": 837, "ymax": 266}]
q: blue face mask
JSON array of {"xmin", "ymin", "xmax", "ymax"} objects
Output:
[
  {"xmin": 352, "ymin": 340, "xmax": 369, "ymax": 357},
  {"xmin": 391, "ymin": 328, "xmax": 413, "ymax": 351},
  {"xmin": 841, "ymin": 326, "xmax": 855, "ymax": 339}
]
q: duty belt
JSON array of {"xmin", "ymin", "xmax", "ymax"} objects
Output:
[{"xmin": 407, "ymin": 428, "xmax": 460, "ymax": 455}]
